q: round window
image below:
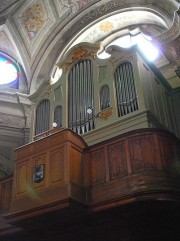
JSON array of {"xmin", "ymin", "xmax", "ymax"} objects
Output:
[{"xmin": 0, "ymin": 56, "xmax": 18, "ymax": 85}]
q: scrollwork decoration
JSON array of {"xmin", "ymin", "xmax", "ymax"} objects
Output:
[
  {"xmin": 63, "ymin": 47, "xmax": 96, "ymax": 70},
  {"xmin": 99, "ymin": 107, "xmax": 112, "ymax": 120}
]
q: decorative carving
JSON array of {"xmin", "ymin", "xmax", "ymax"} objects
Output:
[
  {"xmin": 129, "ymin": 135, "xmax": 156, "ymax": 173},
  {"xmin": 91, "ymin": 148, "xmax": 105, "ymax": 184},
  {"xmin": 76, "ymin": 0, "xmax": 92, "ymax": 9},
  {"xmin": 158, "ymin": 135, "xmax": 174, "ymax": 169},
  {"xmin": 109, "ymin": 56, "xmax": 121, "ymax": 67},
  {"xmin": 100, "ymin": 21, "xmax": 113, "ymax": 32},
  {"xmin": 65, "ymin": 0, "xmax": 128, "ymax": 40},
  {"xmin": 20, "ymin": 2, "xmax": 45, "ymax": 39},
  {"xmin": 17, "ymin": 163, "xmax": 28, "ymax": 194},
  {"xmin": 54, "ymin": 85, "xmax": 63, "ymax": 101},
  {"xmin": 98, "ymin": 65, "xmax": 107, "ymax": 82},
  {"xmin": 140, "ymin": 24, "xmax": 165, "ymax": 36},
  {"xmin": 99, "ymin": 107, "xmax": 112, "ymax": 120},
  {"xmin": 0, "ymin": 91, "xmax": 17, "ymax": 101},
  {"xmin": 0, "ymin": 113, "xmax": 25, "ymax": 128},
  {"xmin": 33, "ymin": 164, "xmax": 45, "ymax": 183},
  {"xmin": 58, "ymin": 0, "xmax": 92, "ymax": 16},
  {"xmin": 50, "ymin": 149, "xmax": 64, "ymax": 183},
  {"xmin": 24, "ymin": 105, "xmax": 32, "ymax": 128},
  {"xmin": 41, "ymin": 84, "xmax": 52, "ymax": 98},
  {"xmin": 108, "ymin": 141, "xmax": 128, "ymax": 180},
  {"xmin": 33, "ymin": 155, "xmax": 46, "ymax": 188},
  {"xmin": 156, "ymin": 10, "xmax": 180, "ymax": 43},
  {"xmin": 63, "ymin": 47, "xmax": 95, "ymax": 70},
  {"xmin": 33, "ymin": 128, "xmax": 61, "ymax": 141}
]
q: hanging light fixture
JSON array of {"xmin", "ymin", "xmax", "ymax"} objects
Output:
[{"xmin": 53, "ymin": 122, "xmax": 58, "ymax": 128}]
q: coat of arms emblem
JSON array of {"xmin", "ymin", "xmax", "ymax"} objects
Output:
[{"xmin": 33, "ymin": 164, "xmax": 45, "ymax": 183}]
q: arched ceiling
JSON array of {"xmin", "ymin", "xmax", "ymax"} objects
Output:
[
  {"xmin": 64, "ymin": 10, "xmax": 168, "ymax": 54},
  {"xmin": 0, "ymin": 0, "xmax": 179, "ymax": 93}
]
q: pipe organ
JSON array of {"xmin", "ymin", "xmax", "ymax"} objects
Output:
[
  {"xmin": 30, "ymin": 43, "xmax": 176, "ymax": 145},
  {"xmin": 1, "ymin": 43, "xmax": 180, "ymax": 241}
]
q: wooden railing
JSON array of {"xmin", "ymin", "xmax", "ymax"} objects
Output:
[
  {"xmin": 84, "ymin": 128, "xmax": 180, "ymax": 211},
  {"xmin": 5, "ymin": 128, "xmax": 180, "ymax": 223},
  {"xmin": 33, "ymin": 127, "xmax": 63, "ymax": 141}
]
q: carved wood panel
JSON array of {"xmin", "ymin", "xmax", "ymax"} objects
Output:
[
  {"xmin": 9, "ymin": 129, "xmax": 180, "ymax": 218},
  {"xmin": 70, "ymin": 147, "xmax": 83, "ymax": 186},
  {"xmin": 158, "ymin": 135, "xmax": 175, "ymax": 170},
  {"xmin": 50, "ymin": 148, "xmax": 64, "ymax": 184},
  {"xmin": 108, "ymin": 140, "xmax": 128, "ymax": 180},
  {"xmin": 90, "ymin": 148, "xmax": 106, "ymax": 184},
  {"xmin": 34, "ymin": 140, "xmax": 48, "ymax": 153},
  {"xmin": 0, "ymin": 178, "xmax": 12, "ymax": 211},
  {"xmin": 17, "ymin": 161, "xmax": 28, "ymax": 194},
  {"xmin": 16, "ymin": 145, "xmax": 32, "ymax": 159},
  {"xmin": 128, "ymin": 134, "xmax": 156, "ymax": 173},
  {"xmin": 50, "ymin": 133, "xmax": 65, "ymax": 146}
]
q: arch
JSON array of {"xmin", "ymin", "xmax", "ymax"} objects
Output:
[
  {"xmin": 0, "ymin": 52, "xmax": 28, "ymax": 92},
  {"xmin": 35, "ymin": 99, "xmax": 50, "ymax": 135},
  {"xmin": 100, "ymin": 85, "xmax": 111, "ymax": 111},
  {"xmin": 115, "ymin": 62, "xmax": 138, "ymax": 117},
  {"xmin": 54, "ymin": 106, "xmax": 62, "ymax": 127},
  {"xmin": 68, "ymin": 59, "xmax": 95, "ymax": 134},
  {"xmin": 0, "ymin": 54, "xmax": 19, "ymax": 88},
  {"xmin": 30, "ymin": 3, "xmax": 174, "ymax": 93}
]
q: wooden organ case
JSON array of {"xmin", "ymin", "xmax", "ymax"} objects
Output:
[{"xmin": 1, "ymin": 44, "xmax": 180, "ymax": 240}]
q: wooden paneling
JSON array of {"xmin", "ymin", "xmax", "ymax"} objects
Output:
[
  {"xmin": 50, "ymin": 148, "xmax": 64, "ymax": 184},
  {"xmin": 70, "ymin": 146, "xmax": 83, "ymax": 186},
  {"xmin": 90, "ymin": 148, "xmax": 106, "ymax": 184},
  {"xmin": 17, "ymin": 161, "xmax": 28, "ymax": 194},
  {"xmin": 128, "ymin": 134, "xmax": 156, "ymax": 173},
  {"xmin": 5, "ymin": 128, "xmax": 180, "ymax": 225},
  {"xmin": 158, "ymin": 134, "xmax": 175, "ymax": 169},
  {"xmin": 108, "ymin": 140, "xmax": 128, "ymax": 180},
  {"xmin": 9, "ymin": 129, "xmax": 87, "ymax": 217},
  {"xmin": 16, "ymin": 145, "xmax": 32, "ymax": 160},
  {"xmin": 0, "ymin": 177, "xmax": 12, "ymax": 211},
  {"xmin": 85, "ymin": 129, "xmax": 180, "ymax": 208}
]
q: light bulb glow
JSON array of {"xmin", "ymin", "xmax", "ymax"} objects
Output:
[
  {"xmin": 87, "ymin": 107, "xmax": 92, "ymax": 114},
  {"xmin": 53, "ymin": 122, "xmax": 58, "ymax": 128}
]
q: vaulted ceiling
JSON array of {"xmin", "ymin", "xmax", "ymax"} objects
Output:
[{"xmin": 0, "ymin": 0, "xmax": 180, "ymax": 94}]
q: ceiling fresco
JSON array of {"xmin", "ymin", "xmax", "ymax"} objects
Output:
[{"xmin": 0, "ymin": 0, "xmax": 179, "ymax": 92}]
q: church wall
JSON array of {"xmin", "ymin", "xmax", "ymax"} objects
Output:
[{"xmin": 0, "ymin": 92, "xmax": 31, "ymax": 177}]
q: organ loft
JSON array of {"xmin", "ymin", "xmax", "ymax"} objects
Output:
[{"xmin": 0, "ymin": 1, "xmax": 180, "ymax": 240}]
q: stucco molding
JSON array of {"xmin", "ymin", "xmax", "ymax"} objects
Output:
[
  {"xmin": 156, "ymin": 9, "xmax": 180, "ymax": 44},
  {"xmin": 0, "ymin": 113, "xmax": 25, "ymax": 128},
  {"xmin": 0, "ymin": 0, "xmax": 19, "ymax": 14}
]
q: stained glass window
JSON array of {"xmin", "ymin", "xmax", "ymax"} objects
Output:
[{"xmin": 0, "ymin": 56, "xmax": 18, "ymax": 85}]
